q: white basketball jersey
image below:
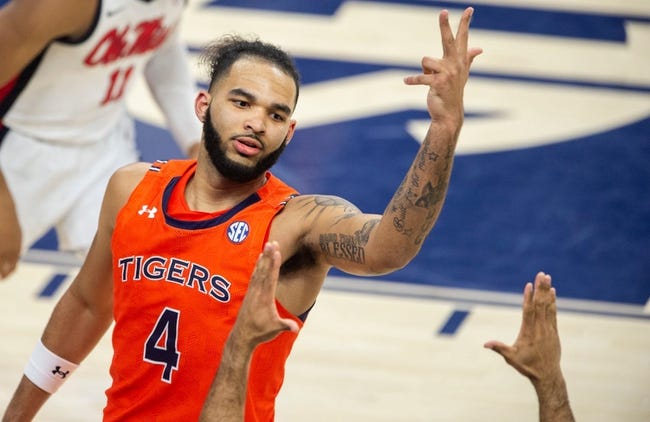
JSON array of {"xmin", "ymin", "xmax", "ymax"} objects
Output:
[{"xmin": 0, "ymin": 0, "xmax": 185, "ymax": 145}]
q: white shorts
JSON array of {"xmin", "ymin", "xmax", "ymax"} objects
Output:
[{"xmin": 0, "ymin": 113, "xmax": 139, "ymax": 254}]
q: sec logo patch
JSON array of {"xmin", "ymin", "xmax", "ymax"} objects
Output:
[{"xmin": 227, "ymin": 221, "xmax": 250, "ymax": 244}]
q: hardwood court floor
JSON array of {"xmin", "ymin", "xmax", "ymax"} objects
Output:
[{"xmin": 1, "ymin": 259, "xmax": 648, "ymax": 421}]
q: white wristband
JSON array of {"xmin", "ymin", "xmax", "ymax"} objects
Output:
[{"xmin": 24, "ymin": 340, "xmax": 79, "ymax": 394}]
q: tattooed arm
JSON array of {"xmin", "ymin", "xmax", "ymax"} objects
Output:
[
  {"xmin": 373, "ymin": 8, "xmax": 482, "ymax": 264},
  {"xmin": 294, "ymin": 8, "xmax": 482, "ymax": 276}
]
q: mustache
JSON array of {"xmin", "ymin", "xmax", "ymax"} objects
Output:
[
  {"xmin": 232, "ymin": 133, "xmax": 261, "ymax": 141},
  {"xmin": 231, "ymin": 133, "xmax": 263, "ymax": 148}
]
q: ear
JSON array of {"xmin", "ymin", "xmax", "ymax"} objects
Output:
[
  {"xmin": 284, "ymin": 119, "xmax": 297, "ymax": 145},
  {"xmin": 195, "ymin": 90, "xmax": 211, "ymax": 122}
]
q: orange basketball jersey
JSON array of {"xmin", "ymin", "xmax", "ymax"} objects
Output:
[{"xmin": 104, "ymin": 159, "xmax": 303, "ymax": 421}]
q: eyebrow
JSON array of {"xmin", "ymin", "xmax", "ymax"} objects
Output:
[{"xmin": 229, "ymin": 88, "xmax": 293, "ymax": 116}]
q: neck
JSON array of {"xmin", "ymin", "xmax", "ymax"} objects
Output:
[{"xmin": 186, "ymin": 156, "xmax": 267, "ymax": 213}]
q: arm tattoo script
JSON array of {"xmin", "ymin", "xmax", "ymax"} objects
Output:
[{"xmin": 319, "ymin": 219, "xmax": 380, "ymax": 265}]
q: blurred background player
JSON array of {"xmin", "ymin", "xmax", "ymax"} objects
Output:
[{"xmin": 0, "ymin": 0, "xmax": 202, "ymax": 279}]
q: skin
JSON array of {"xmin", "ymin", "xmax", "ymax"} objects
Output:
[
  {"xmin": 0, "ymin": 0, "xmax": 199, "ymax": 280},
  {"xmin": 0, "ymin": 0, "xmax": 96, "ymax": 280},
  {"xmin": 200, "ymin": 268, "xmax": 575, "ymax": 422},
  {"xmin": 485, "ymin": 272, "xmax": 575, "ymax": 422},
  {"xmin": 0, "ymin": 172, "xmax": 21, "ymax": 279},
  {"xmin": 3, "ymin": 7, "xmax": 482, "ymax": 420},
  {"xmin": 199, "ymin": 241, "xmax": 298, "ymax": 422},
  {"xmin": 0, "ymin": 0, "xmax": 96, "ymax": 87}
]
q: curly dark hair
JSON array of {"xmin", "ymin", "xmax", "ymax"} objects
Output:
[{"xmin": 200, "ymin": 35, "xmax": 300, "ymax": 105}]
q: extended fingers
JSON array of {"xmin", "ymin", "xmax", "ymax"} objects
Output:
[
  {"xmin": 251, "ymin": 241, "xmax": 281, "ymax": 295},
  {"xmin": 404, "ymin": 7, "xmax": 481, "ymax": 87},
  {"xmin": 280, "ymin": 317, "xmax": 300, "ymax": 334},
  {"xmin": 548, "ymin": 287, "xmax": 558, "ymax": 330},
  {"xmin": 483, "ymin": 340, "xmax": 511, "ymax": 357},
  {"xmin": 240, "ymin": 242, "xmax": 292, "ymax": 342},
  {"xmin": 455, "ymin": 7, "xmax": 474, "ymax": 57},
  {"xmin": 438, "ymin": 10, "xmax": 454, "ymax": 58},
  {"xmin": 403, "ymin": 72, "xmax": 435, "ymax": 86},
  {"xmin": 467, "ymin": 47, "xmax": 483, "ymax": 67},
  {"xmin": 520, "ymin": 281, "xmax": 534, "ymax": 328},
  {"xmin": 532, "ymin": 272, "xmax": 558, "ymax": 329},
  {"xmin": 533, "ymin": 272, "xmax": 552, "ymax": 304},
  {"xmin": 403, "ymin": 56, "xmax": 445, "ymax": 85},
  {"xmin": 1, "ymin": 260, "xmax": 16, "ymax": 280},
  {"xmin": 439, "ymin": 7, "xmax": 474, "ymax": 59}
]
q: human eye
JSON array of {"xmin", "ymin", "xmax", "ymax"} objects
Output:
[
  {"xmin": 271, "ymin": 112, "xmax": 286, "ymax": 122},
  {"xmin": 232, "ymin": 98, "xmax": 249, "ymax": 108}
]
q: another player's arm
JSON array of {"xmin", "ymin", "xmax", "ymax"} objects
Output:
[
  {"xmin": 1, "ymin": 163, "xmax": 147, "ymax": 421},
  {"xmin": 143, "ymin": 23, "xmax": 202, "ymax": 158},
  {"xmin": 0, "ymin": 0, "xmax": 94, "ymax": 279},
  {"xmin": 0, "ymin": 170, "xmax": 21, "ymax": 279},
  {"xmin": 0, "ymin": 0, "xmax": 96, "ymax": 86},
  {"xmin": 484, "ymin": 273, "xmax": 575, "ymax": 422},
  {"xmin": 199, "ymin": 242, "xmax": 299, "ymax": 422}
]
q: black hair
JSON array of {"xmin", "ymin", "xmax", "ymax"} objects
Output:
[{"xmin": 200, "ymin": 35, "xmax": 300, "ymax": 104}]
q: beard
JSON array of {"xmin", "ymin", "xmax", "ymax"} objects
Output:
[{"xmin": 202, "ymin": 106, "xmax": 288, "ymax": 183}]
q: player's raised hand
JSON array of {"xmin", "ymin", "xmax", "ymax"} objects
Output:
[
  {"xmin": 484, "ymin": 272, "xmax": 562, "ymax": 381},
  {"xmin": 234, "ymin": 241, "xmax": 299, "ymax": 347},
  {"xmin": 404, "ymin": 7, "xmax": 482, "ymax": 128}
]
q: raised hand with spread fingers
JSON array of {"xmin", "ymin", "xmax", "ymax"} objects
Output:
[{"xmin": 485, "ymin": 272, "xmax": 576, "ymax": 422}]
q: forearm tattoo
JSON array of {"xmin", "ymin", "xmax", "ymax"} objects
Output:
[
  {"xmin": 319, "ymin": 219, "xmax": 379, "ymax": 264},
  {"xmin": 390, "ymin": 140, "xmax": 452, "ymax": 245}
]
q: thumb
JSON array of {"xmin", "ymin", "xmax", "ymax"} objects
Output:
[
  {"xmin": 1, "ymin": 261, "xmax": 16, "ymax": 280},
  {"xmin": 280, "ymin": 318, "xmax": 300, "ymax": 334},
  {"xmin": 483, "ymin": 340, "xmax": 510, "ymax": 357}
]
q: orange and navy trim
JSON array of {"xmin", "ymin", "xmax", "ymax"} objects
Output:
[{"xmin": 148, "ymin": 160, "xmax": 168, "ymax": 172}]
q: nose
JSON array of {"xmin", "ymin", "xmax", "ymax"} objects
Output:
[{"xmin": 244, "ymin": 109, "xmax": 265, "ymax": 133}]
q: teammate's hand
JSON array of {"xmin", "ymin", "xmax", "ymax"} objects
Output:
[
  {"xmin": 232, "ymin": 241, "xmax": 299, "ymax": 348},
  {"xmin": 484, "ymin": 272, "xmax": 562, "ymax": 382}
]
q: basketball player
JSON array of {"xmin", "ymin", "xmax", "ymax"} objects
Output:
[
  {"xmin": 0, "ymin": 0, "xmax": 201, "ymax": 280},
  {"xmin": 3, "ymin": 7, "xmax": 481, "ymax": 421},
  {"xmin": 200, "ymin": 252, "xmax": 575, "ymax": 422}
]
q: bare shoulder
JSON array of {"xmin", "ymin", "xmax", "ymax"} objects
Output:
[
  {"xmin": 271, "ymin": 194, "xmax": 361, "ymax": 252},
  {"xmin": 282, "ymin": 194, "xmax": 362, "ymax": 220},
  {"xmin": 275, "ymin": 194, "xmax": 364, "ymax": 251},
  {"xmin": 110, "ymin": 161, "xmax": 150, "ymax": 184},
  {"xmin": 105, "ymin": 162, "xmax": 150, "ymax": 207}
]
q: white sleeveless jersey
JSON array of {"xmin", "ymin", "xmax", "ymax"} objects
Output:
[{"xmin": 0, "ymin": 0, "xmax": 185, "ymax": 145}]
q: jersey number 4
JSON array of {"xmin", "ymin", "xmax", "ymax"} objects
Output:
[{"xmin": 144, "ymin": 307, "xmax": 181, "ymax": 383}]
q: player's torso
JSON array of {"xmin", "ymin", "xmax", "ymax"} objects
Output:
[
  {"xmin": 1, "ymin": 0, "xmax": 184, "ymax": 144},
  {"xmin": 104, "ymin": 160, "xmax": 301, "ymax": 421}
]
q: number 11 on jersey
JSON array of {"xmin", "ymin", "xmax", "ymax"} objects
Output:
[{"xmin": 101, "ymin": 66, "xmax": 134, "ymax": 105}]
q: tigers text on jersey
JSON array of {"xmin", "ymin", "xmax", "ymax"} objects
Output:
[
  {"xmin": 104, "ymin": 160, "xmax": 303, "ymax": 421},
  {"xmin": 0, "ymin": 0, "xmax": 183, "ymax": 145}
]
